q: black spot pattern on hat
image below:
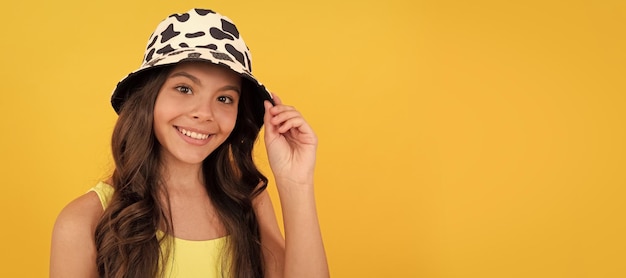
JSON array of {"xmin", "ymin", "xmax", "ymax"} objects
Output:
[
  {"xmin": 197, "ymin": 44, "xmax": 218, "ymax": 50},
  {"xmin": 145, "ymin": 48, "xmax": 155, "ymax": 62},
  {"xmin": 169, "ymin": 13, "xmax": 190, "ymax": 22},
  {"xmin": 210, "ymin": 51, "xmax": 234, "ymax": 62},
  {"xmin": 185, "ymin": 31, "xmax": 205, "ymax": 38},
  {"xmin": 160, "ymin": 24, "xmax": 180, "ymax": 43},
  {"xmin": 188, "ymin": 52, "xmax": 202, "ymax": 58},
  {"xmin": 225, "ymin": 44, "xmax": 244, "ymax": 65},
  {"xmin": 179, "ymin": 43, "xmax": 189, "ymax": 47},
  {"xmin": 210, "ymin": 27, "xmax": 234, "ymax": 40},
  {"xmin": 195, "ymin": 9, "xmax": 215, "ymax": 16},
  {"xmin": 147, "ymin": 35, "xmax": 158, "ymax": 49},
  {"xmin": 221, "ymin": 19, "xmax": 239, "ymax": 38},
  {"xmin": 245, "ymin": 51, "xmax": 252, "ymax": 72},
  {"xmin": 156, "ymin": 44, "xmax": 175, "ymax": 55},
  {"xmin": 168, "ymin": 49, "xmax": 194, "ymax": 56},
  {"xmin": 147, "ymin": 56, "xmax": 165, "ymax": 66}
]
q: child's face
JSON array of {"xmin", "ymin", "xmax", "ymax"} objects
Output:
[{"xmin": 153, "ymin": 61, "xmax": 241, "ymax": 166}]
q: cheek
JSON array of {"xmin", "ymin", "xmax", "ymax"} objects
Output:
[
  {"xmin": 153, "ymin": 94, "xmax": 181, "ymax": 122},
  {"xmin": 152, "ymin": 106, "xmax": 168, "ymax": 132},
  {"xmin": 152, "ymin": 97, "xmax": 177, "ymax": 141},
  {"xmin": 215, "ymin": 107, "xmax": 239, "ymax": 132},
  {"xmin": 152, "ymin": 108, "xmax": 168, "ymax": 142},
  {"xmin": 153, "ymin": 95, "xmax": 167, "ymax": 121}
]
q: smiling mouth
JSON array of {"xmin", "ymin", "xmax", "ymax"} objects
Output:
[{"xmin": 176, "ymin": 127, "xmax": 210, "ymax": 140}]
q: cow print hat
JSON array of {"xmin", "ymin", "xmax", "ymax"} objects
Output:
[{"xmin": 111, "ymin": 8, "xmax": 273, "ymax": 128}]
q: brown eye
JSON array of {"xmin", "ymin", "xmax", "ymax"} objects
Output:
[
  {"xmin": 218, "ymin": 96, "xmax": 234, "ymax": 104},
  {"xmin": 176, "ymin": 86, "xmax": 192, "ymax": 94}
]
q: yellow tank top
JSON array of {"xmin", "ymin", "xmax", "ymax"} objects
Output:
[{"xmin": 89, "ymin": 181, "xmax": 230, "ymax": 278}]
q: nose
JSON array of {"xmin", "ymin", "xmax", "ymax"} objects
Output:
[{"xmin": 190, "ymin": 100, "xmax": 214, "ymax": 121}]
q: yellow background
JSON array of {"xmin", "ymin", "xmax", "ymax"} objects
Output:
[{"xmin": 0, "ymin": 0, "xmax": 624, "ymax": 277}]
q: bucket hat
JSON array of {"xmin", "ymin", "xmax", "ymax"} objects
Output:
[{"xmin": 111, "ymin": 8, "xmax": 272, "ymax": 128}]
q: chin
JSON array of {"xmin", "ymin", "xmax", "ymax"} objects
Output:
[{"xmin": 179, "ymin": 151, "xmax": 214, "ymax": 165}]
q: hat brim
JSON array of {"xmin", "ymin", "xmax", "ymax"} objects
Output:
[{"xmin": 111, "ymin": 47, "xmax": 273, "ymax": 128}]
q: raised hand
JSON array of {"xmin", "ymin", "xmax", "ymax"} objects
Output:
[{"xmin": 263, "ymin": 93, "xmax": 318, "ymax": 186}]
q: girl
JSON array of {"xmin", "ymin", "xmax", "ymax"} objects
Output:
[{"xmin": 50, "ymin": 8, "xmax": 329, "ymax": 278}]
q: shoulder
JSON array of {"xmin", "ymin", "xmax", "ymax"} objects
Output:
[
  {"xmin": 50, "ymin": 191, "xmax": 103, "ymax": 277},
  {"xmin": 53, "ymin": 191, "xmax": 104, "ymax": 235}
]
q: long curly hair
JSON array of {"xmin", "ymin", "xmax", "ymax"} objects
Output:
[{"xmin": 94, "ymin": 65, "xmax": 267, "ymax": 277}]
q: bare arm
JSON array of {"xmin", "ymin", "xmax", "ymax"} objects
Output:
[
  {"xmin": 254, "ymin": 189, "xmax": 286, "ymax": 278},
  {"xmin": 274, "ymin": 178, "xmax": 327, "ymax": 277},
  {"xmin": 50, "ymin": 192, "xmax": 102, "ymax": 278},
  {"xmin": 262, "ymin": 94, "xmax": 330, "ymax": 278}
]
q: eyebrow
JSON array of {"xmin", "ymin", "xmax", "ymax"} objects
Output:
[
  {"xmin": 169, "ymin": 71, "xmax": 241, "ymax": 94},
  {"xmin": 219, "ymin": 85, "xmax": 242, "ymax": 95},
  {"xmin": 169, "ymin": 71, "xmax": 202, "ymax": 86}
]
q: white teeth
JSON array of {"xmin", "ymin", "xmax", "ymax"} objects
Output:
[{"xmin": 178, "ymin": 128, "xmax": 209, "ymax": 140}]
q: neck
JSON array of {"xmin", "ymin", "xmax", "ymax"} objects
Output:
[{"xmin": 160, "ymin": 157, "xmax": 205, "ymax": 193}]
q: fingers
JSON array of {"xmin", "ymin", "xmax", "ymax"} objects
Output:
[
  {"xmin": 269, "ymin": 107, "xmax": 305, "ymax": 134},
  {"xmin": 270, "ymin": 107, "xmax": 298, "ymax": 121},
  {"xmin": 277, "ymin": 116, "xmax": 307, "ymax": 134},
  {"xmin": 264, "ymin": 93, "xmax": 312, "ymax": 135}
]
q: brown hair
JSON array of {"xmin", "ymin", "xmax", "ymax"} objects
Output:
[{"xmin": 95, "ymin": 65, "xmax": 267, "ymax": 277}]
